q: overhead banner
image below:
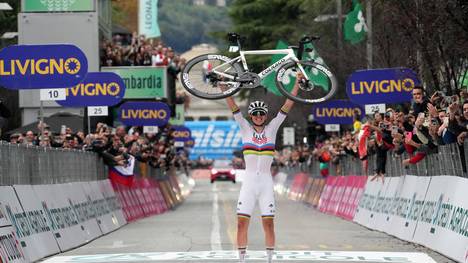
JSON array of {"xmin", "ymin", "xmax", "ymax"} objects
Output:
[
  {"xmin": 0, "ymin": 44, "xmax": 88, "ymax": 89},
  {"xmin": 58, "ymin": 72, "xmax": 125, "ymax": 107},
  {"xmin": 186, "ymin": 121, "xmax": 242, "ymax": 160},
  {"xmin": 138, "ymin": 0, "xmax": 161, "ymax": 38},
  {"xmin": 346, "ymin": 68, "xmax": 420, "ymax": 105},
  {"xmin": 311, "ymin": 100, "xmax": 364, "ymax": 125},
  {"xmin": 101, "ymin": 67, "xmax": 166, "ymax": 99},
  {"xmin": 171, "ymin": 126, "xmax": 191, "ymax": 142},
  {"xmin": 23, "ymin": 0, "xmax": 95, "ymax": 12},
  {"xmin": 118, "ymin": 102, "xmax": 170, "ymax": 126}
]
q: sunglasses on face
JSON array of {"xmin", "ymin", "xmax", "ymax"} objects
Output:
[{"xmin": 251, "ymin": 111, "xmax": 266, "ymax": 116}]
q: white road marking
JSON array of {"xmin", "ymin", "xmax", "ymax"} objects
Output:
[
  {"xmin": 41, "ymin": 250, "xmax": 438, "ymax": 262},
  {"xmin": 211, "ymin": 184, "xmax": 222, "ymax": 251}
]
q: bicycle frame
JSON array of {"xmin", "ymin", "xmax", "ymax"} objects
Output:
[{"xmin": 212, "ymin": 48, "xmax": 310, "ymax": 83}]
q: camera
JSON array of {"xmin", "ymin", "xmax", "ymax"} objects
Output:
[{"xmin": 379, "ymin": 122, "xmax": 388, "ymax": 130}]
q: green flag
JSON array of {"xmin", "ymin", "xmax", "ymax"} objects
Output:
[
  {"xmin": 262, "ymin": 41, "xmax": 330, "ymax": 96},
  {"xmin": 344, "ymin": 0, "xmax": 367, "ymax": 44},
  {"xmin": 261, "ymin": 40, "xmax": 288, "ymax": 96}
]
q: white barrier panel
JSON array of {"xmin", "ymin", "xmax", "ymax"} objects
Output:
[
  {"xmin": 360, "ymin": 178, "xmax": 390, "ymax": 231},
  {"xmin": 63, "ymin": 183, "xmax": 102, "ymax": 242},
  {"xmin": 82, "ymin": 181, "xmax": 123, "ymax": 234},
  {"xmin": 373, "ymin": 177, "xmax": 404, "ymax": 233},
  {"xmin": 353, "ymin": 178, "xmax": 387, "ymax": 229},
  {"xmin": 0, "ymin": 226, "xmax": 27, "ymax": 263},
  {"xmin": 31, "ymin": 184, "xmax": 86, "ymax": 251},
  {"xmin": 0, "ymin": 186, "xmax": 17, "ymax": 228},
  {"xmin": 97, "ymin": 180, "xmax": 126, "ymax": 227},
  {"xmin": 412, "ymin": 176, "xmax": 468, "ymax": 263},
  {"xmin": 12, "ymin": 185, "xmax": 61, "ymax": 262},
  {"xmin": 387, "ymin": 176, "xmax": 431, "ymax": 242}
]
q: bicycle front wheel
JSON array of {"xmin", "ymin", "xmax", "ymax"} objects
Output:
[
  {"xmin": 275, "ymin": 61, "xmax": 337, "ymax": 104},
  {"xmin": 180, "ymin": 54, "xmax": 243, "ymax": 100}
]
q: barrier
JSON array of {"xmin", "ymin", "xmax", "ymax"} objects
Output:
[
  {"xmin": 276, "ymin": 142, "xmax": 468, "ymax": 263},
  {"xmin": 96, "ymin": 180, "xmax": 127, "ymax": 231},
  {"xmin": 82, "ymin": 181, "xmax": 124, "ymax": 235},
  {"xmin": 9, "ymin": 185, "xmax": 61, "ymax": 262},
  {"xmin": 412, "ymin": 176, "xmax": 468, "ymax": 263},
  {"xmin": 0, "ymin": 226, "xmax": 26, "ymax": 263},
  {"xmin": 0, "ymin": 142, "xmax": 191, "ymax": 262},
  {"xmin": 0, "ymin": 142, "xmax": 107, "ymax": 185}
]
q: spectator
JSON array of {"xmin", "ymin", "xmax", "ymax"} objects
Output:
[{"xmin": 411, "ymin": 86, "xmax": 430, "ymax": 116}]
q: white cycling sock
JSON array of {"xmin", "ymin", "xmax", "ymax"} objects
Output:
[
  {"xmin": 266, "ymin": 247, "xmax": 274, "ymax": 262},
  {"xmin": 238, "ymin": 247, "xmax": 247, "ymax": 263}
]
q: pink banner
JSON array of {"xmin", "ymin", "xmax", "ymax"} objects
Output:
[
  {"xmin": 317, "ymin": 176, "xmax": 367, "ymax": 220},
  {"xmin": 326, "ymin": 176, "xmax": 347, "ymax": 214},
  {"xmin": 288, "ymin": 173, "xmax": 309, "ymax": 200},
  {"xmin": 318, "ymin": 176, "xmax": 337, "ymax": 212},
  {"xmin": 110, "ymin": 176, "xmax": 173, "ymax": 222}
]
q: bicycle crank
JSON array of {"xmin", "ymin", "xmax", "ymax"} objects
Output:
[{"xmin": 237, "ymin": 72, "xmax": 261, "ymax": 89}]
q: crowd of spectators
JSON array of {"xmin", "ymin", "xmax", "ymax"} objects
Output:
[
  {"xmin": 272, "ymin": 87, "xmax": 468, "ymax": 181},
  {"xmin": 100, "ymin": 32, "xmax": 186, "ymax": 77},
  {"xmin": 7, "ymin": 122, "xmax": 191, "ymax": 171},
  {"xmin": 1, "ymin": 34, "xmax": 196, "ymax": 172}
]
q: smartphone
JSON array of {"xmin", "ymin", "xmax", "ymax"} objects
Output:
[
  {"xmin": 418, "ymin": 112, "xmax": 425, "ymax": 119},
  {"xmin": 60, "ymin": 125, "xmax": 66, "ymax": 134}
]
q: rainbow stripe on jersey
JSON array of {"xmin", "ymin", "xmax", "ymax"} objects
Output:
[{"xmin": 243, "ymin": 143, "xmax": 275, "ymax": 157}]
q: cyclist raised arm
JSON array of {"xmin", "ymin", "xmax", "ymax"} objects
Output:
[
  {"xmin": 221, "ymin": 73, "xmax": 303, "ymax": 263},
  {"xmin": 278, "ymin": 73, "xmax": 303, "ymax": 114}
]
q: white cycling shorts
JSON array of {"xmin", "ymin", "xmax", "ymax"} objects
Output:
[{"xmin": 237, "ymin": 173, "xmax": 275, "ymax": 220}]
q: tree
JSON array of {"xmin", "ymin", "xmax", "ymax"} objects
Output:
[{"xmin": 0, "ymin": 0, "xmax": 21, "ymax": 135}]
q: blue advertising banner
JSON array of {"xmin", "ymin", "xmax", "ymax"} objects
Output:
[
  {"xmin": 346, "ymin": 68, "xmax": 421, "ymax": 105},
  {"xmin": 312, "ymin": 100, "xmax": 364, "ymax": 125},
  {"xmin": 58, "ymin": 72, "xmax": 125, "ymax": 107},
  {"xmin": 118, "ymin": 102, "xmax": 170, "ymax": 126},
  {"xmin": 186, "ymin": 121, "xmax": 242, "ymax": 160},
  {"xmin": 171, "ymin": 126, "xmax": 192, "ymax": 142},
  {"xmin": 0, "ymin": 44, "xmax": 88, "ymax": 89}
]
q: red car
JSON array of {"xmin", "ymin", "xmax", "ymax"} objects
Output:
[{"xmin": 210, "ymin": 160, "xmax": 236, "ymax": 183}]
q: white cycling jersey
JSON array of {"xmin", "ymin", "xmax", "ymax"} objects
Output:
[{"xmin": 233, "ymin": 109, "xmax": 287, "ymax": 219}]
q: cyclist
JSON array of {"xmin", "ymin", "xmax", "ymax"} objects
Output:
[{"xmin": 223, "ymin": 73, "xmax": 302, "ymax": 263}]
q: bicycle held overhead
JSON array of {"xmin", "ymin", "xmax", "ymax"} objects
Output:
[{"xmin": 180, "ymin": 32, "xmax": 337, "ymax": 104}]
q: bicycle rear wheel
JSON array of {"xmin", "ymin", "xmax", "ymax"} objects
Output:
[
  {"xmin": 180, "ymin": 54, "xmax": 243, "ymax": 100},
  {"xmin": 275, "ymin": 61, "xmax": 337, "ymax": 104}
]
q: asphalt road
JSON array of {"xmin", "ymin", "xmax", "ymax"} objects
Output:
[{"xmin": 42, "ymin": 175, "xmax": 455, "ymax": 263}]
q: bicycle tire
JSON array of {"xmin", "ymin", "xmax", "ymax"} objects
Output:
[
  {"xmin": 180, "ymin": 54, "xmax": 243, "ymax": 100},
  {"xmin": 275, "ymin": 61, "xmax": 337, "ymax": 104}
]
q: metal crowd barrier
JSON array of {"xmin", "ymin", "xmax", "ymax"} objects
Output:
[
  {"xmin": 0, "ymin": 141, "xmax": 189, "ymax": 186},
  {"xmin": 0, "ymin": 141, "xmax": 108, "ymax": 185},
  {"xmin": 279, "ymin": 143, "xmax": 467, "ymax": 178}
]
